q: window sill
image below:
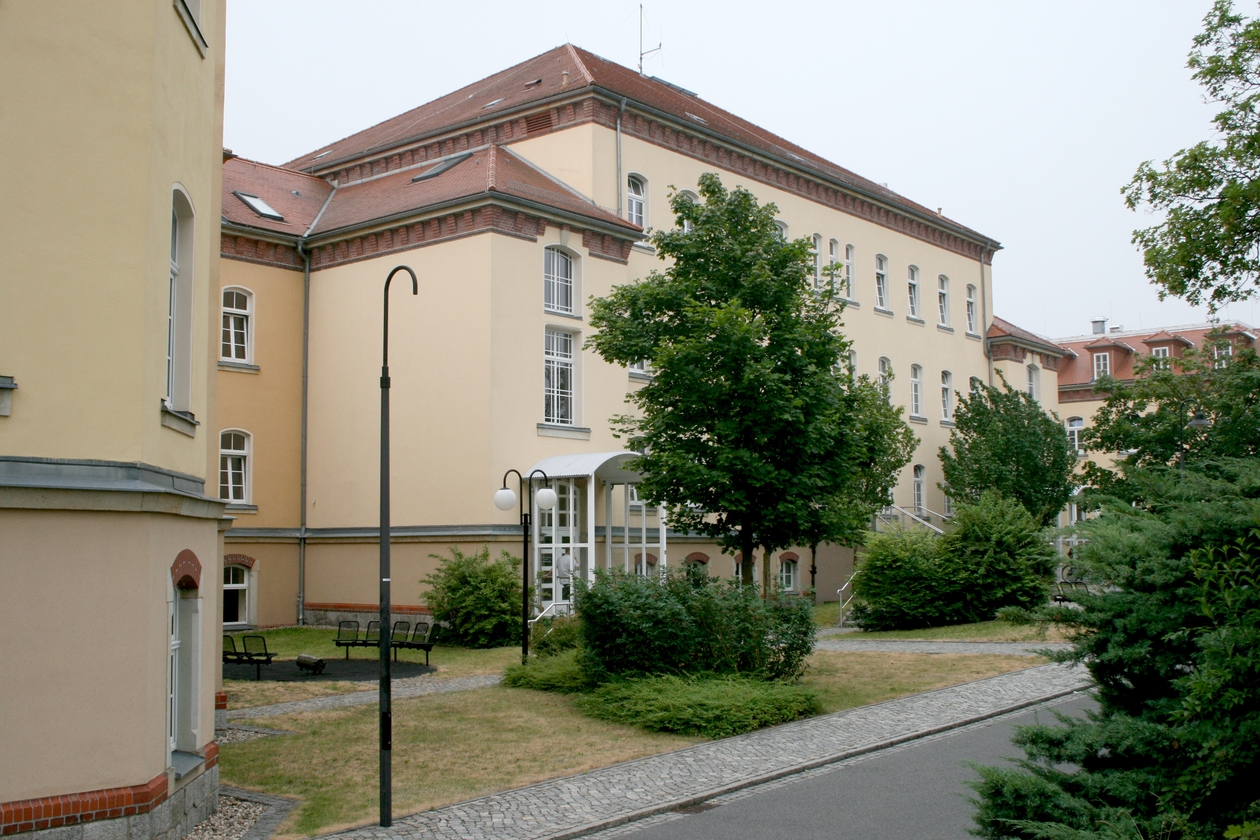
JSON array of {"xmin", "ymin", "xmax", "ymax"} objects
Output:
[
  {"xmin": 937, "ymin": 324, "xmax": 955, "ymax": 334},
  {"xmin": 873, "ymin": 307, "xmax": 894, "ymax": 318},
  {"xmin": 908, "ymin": 415, "xmax": 928, "ymax": 425},
  {"xmin": 170, "ymin": 750, "xmax": 204, "ymax": 781},
  {"xmin": 218, "ymin": 360, "xmax": 260, "ymax": 374},
  {"xmin": 628, "ymin": 372, "xmax": 653, "ymax": 382},
  {"xmin": 537, "ymin": 423, "xmax": 591, "ymax": 440},
  {"xmin": 161, "ymin": 403, "xmax": 198, "ymax": 437},
  {"xmin": 940, "ymin": 419, "xmax": 956, "ymax": 428},
  {"xmin": 545, "ymin": 309, "xmax": 583, "ymax": 321},
  {"xmin": 172, "ymin": 0, "xmax": 208, "ymax": 58},
  {"xmin": 223, "ymin": 622, "xmax": 253, "ymax": 632},
  {"xmin": 631, "ymin": 242, "xmax": 656, "ymax": 255},
  {"xmin": 0, "ymin": 375, "xmax": 15, "ymax": 418},
  {"xmin": 906, "ymin": 315, "xmax": 925, "ymax": 325},
  {"xmin": 225, "ymin": 503, "xmax": 258, "ymax": 514},
  {"xmin": 965, "ymin": 331, "xmax": 983, "ymax": 341},
  {"xmin": 840, "ymin": 298, "xmax": 860, "ymax": 309}
]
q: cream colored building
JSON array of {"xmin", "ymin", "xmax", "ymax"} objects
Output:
[
  {"xmin": 215, "ymin": 44, "xmax": 1020, "ymax": 627},
  {"xmin": 0, "ymin": 2, "xmax": 226, "ymax": 837}
]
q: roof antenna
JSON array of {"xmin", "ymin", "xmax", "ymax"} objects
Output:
[{"xmin": 639, "ymin": 4, "xmax": 660, "ymax": 76}]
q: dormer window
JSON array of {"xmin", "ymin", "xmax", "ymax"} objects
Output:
[
  {"xmin": 1093, "ymin": 352, "xmax": 1110, "ymax": 379},
  {"xmin": 233, "ymin": 191, "xmax": 283, "ymax": 221}
]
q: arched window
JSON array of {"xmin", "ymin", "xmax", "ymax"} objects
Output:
[
  {"xmin": 167, "ymin": 188, "xmax": 195, "ymax": 411},
  {"xmin": 221, "ymin": 287, "xmax": 253, "ymax": 363},
  {"xmin": 910, "ymin": 364, "xmax": 923, "ymax": 416},
  {"xmin": 844, "ymin": 244, "xmax": 855, "ymax": 299},
  {"xmin": 937, "ymin": 275, "xmax": 950, "ymax": 326},
  {"xmin": 811, "ymin": 234, "xmax": 823, "ymax": 289},
  {"xmin": 912, "ymin": 465, "xmax": 926, "ymax": 514},
  {"xmin": 219, "ymin": 430, "xmax": 251, "ymax": 504},
  {"xmin": 544, "ymin": 246, "xmax": 575, "ymax": 314},
  {"xmin": 966, "ymin": 284, "xmax": 977, "ymax": 334},
  {"xmin": 878, "ymin": 356, "xmax": 892, "ymax": 387},
  {"xmin": 907, "ymin": 265, "xmax": 920, "ymax": 317},
  {"xmin": 875, "ymin": 255, "xmax": 889, "ymax": 309},
  {"xmin": 848, "ymin": 349, "xmax": 858, "ymax": 373},
  {"xmin": 1066, "ymin": 417, "xmax": 1085, "ymax": 453},
  {"xmin": 941, "ymin": 371, "xmax": 953, "ymax": 420},
  {"xmin": 1027, "ymin": 364, "xmax": 1039, "ymax": 401},
  {"xmin": 627, "ymin": 175, "xmax": 646, "ymax": 227},
  {"xmin": 828, "ymin": 239, "xmax": 840, "ymax": 292},
  {"xmin": 969, "ymin": 376, "xmax": 984, "ymax": 392},
  {"xmin": 774, "ymin": 220, "xmax": 789, "ymax": 239},
  {"xmin": 778, "ymin": 556, "xmax": 798, "ymax": 591}
]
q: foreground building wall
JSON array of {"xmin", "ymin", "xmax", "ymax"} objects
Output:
[{"xmin": 0, "ymin": 2, "xmax": 227, "ymax": 836}]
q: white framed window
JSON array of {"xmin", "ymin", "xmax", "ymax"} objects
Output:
[
  {"xmin": 910, "ymin": 364, "xmax": 923, "ymax": 416},
  {"xmin": 221, "ymin": 287, "xmax": 253, "ymax": 362},
  {"xmin": 875, "ymin": 254, "xmax": 889, "ymax": 309},
  {"xmin": 847, "ymin": 349, "xmax": 857, "ymax": 373},
  {"xmin": 629, "ymin": 359, "xmax": 652, "ymax": 376},
  {"xmin": 907, "ymin": 266, "xmax": 920, "ymax": 317},
  {"xmin": 544, "ymin": 247, "xmax": 575, "ymax": 314},
  {"xmin": 1027, "ymin": 364, "xmax": 1039, "ymax": 401},
  {"xmin": 943, "ymin": 493, "xmax": 954, "ymax": 517},
  {"xmin": 966, "ymin": 284, "xmax": 977, "ymax": 333},
  {"xmin": 627, "ymin": 175, "xmax": 646, "ymax": 227},
  {"xmin": 878, "ymin": 356, "xmax": 892, "ymax": 388},
  {"xmin": 774, "ymin": 220, "xmax": 789, "ymax": 239},
  {"xmin": 811, "ymin": 234, "xmax": 823, "ymax": 289},
  {"xmin": 1066, "ymin": 416, "xmax": 1085, "ymax": 454},
  {"xmin": 969, "ymin": 375, "xmax": 984, "ymax": 392},
  {"xmin": 223, "ymin": 565, "xmax": 249, "ymax": 624},
  {"xmin": 544, "ymin": 328, "xmax": 575, "ymax": 425},
  {"xmin": 843, "ymin": 244, "xmax": 855, "ymax": 299},
  {"xmin": 778, "ymin": 558, "xmax": 797, "ymax": 591},
  {"xmin": 1151, "ymin": 345, "xmax": 1171, "ymax": 368},
  {"xmin": 166, "ymin": 188, "xmax": 195, "ymax": 411},
  {"xmin": 1214, "ymin": 342, "xmax": 1233, "ymax": 369},
  {"xmin": 912, "ymin": 465, "xmax": 925, "ymax": 514},
  {"xmin": 941, "ymin": 370, "xmax": 953, "ymax": 420},
  {"xmin": 679, "ymin": 190, "xmax": 699, "ymax": 233},
  {"xmin": 219, "ymin": 430, "xmax": 251, "ymax": 503},
  {"xmin": 168, "ymin": 593, "xmax": 179, "ymax": 752},
  {"xmin": 828, "ymin": 239, "xmax": 840, "ymax": 294},
  {"xmin": 1092, "ymin": 352, "xmax": 1110, "ymax": 379},
  {"xmin": 733, "ymin": 557, "xmax": 758, "ymax": 581},
  {"xmin": 937, "ymin": 275, "xmax": 950, "ymax": 326}
]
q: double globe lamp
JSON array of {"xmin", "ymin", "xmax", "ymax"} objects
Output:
[{"xmin": 494, "ymin": 473, "xmax": 557, "ymax": 664}]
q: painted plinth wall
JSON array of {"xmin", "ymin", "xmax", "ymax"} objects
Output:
[{"xmin": 0, "ymin": 2, "xmax": 228, "ymax": 837}]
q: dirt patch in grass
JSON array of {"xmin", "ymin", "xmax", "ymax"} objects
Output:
[
  {"xmin": 837, "ymin": 620, "xmax": 1070, "ymax": 643},
  {"xmin": 802, "ymin": 651, "xmax": 1042, "ymax": 713},
  {"xmin": 224, "ymin": 679, "xmax": 368, "ymax": 710},
  {"xmin": 222, "ymin": 685, "xmax": 698, "ymax": 838}
]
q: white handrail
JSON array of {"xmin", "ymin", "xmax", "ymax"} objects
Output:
[
  {"xmin": 875, "ymin": 504, "xmax": 945, "ymax": 535},
  {"xmin": 836, "ymin": 570, "xmax": 861, "ymax": 628},
  {"xmin": 528, "ymin": 601, "xmax": 573, "ymax": 626}
]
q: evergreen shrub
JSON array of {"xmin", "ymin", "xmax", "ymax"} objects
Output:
[
  {"xmin": 502, "ymin": 649, "xmax": 593, "ymax": 694},
  {"xmin": 530, "ymin": 614, "xmax": 582, "ymax": 657},
  {"xmin": 421, "ymin": 546, "xmax": 522, "ymax": 648}
]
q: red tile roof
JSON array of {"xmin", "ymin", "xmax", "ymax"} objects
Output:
[
  {"xmin": 222, "ymin": 158, "xmax": 333, "ymax": 235},
  {"xmin": 986, "ymin": 316, "xmax": 1069, "ymax": 357},
  {"xmin": 1055, "ymin": 323, "xmax": 1255, "ymax": 388},
  {"xmin": 281, "ymin": 44, "xmax": 995, "ymax": 246}
]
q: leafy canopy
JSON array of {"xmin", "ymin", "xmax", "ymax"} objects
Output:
[
  {"xmin": 587, "ymin": 173, "xmax": 915, "ymax": 580},
  {"xmin": 421, "ymin": 546, "xmax": 523, "ymax": 648},
  {"xmin": 1124, "ymin": 1, "xmax": 1260, "ymax": 308},
  {"xmin": 938, "ymin": 376, "xmax": 1077, "ymax": 526}
]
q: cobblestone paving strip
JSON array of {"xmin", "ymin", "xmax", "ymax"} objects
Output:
[
  {"xmin": 226, "ymin": 675, "xmax": 502, "ymax": 720},
  {"xmin": 814, "ymin": 639, "xmax": 1073, "ymax": 656},
  {"xmin": 326, "ymin": 663, "xmax": 1089, "ymax": 840}
]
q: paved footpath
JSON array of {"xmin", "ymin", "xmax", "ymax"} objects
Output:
[
  {"xmin": 814, "ymin": 639, "xmax": 1072, "ymax": 656},
  {"xmin": 226, "ymin": 674, "xmax": 503, "ymax": 720},
  {"xmin": 328, "ymin": 663, "xmax": 1089, "ymax": 840}
]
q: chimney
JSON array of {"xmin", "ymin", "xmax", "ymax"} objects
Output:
[
  {"xmin": 1109, "ymin": 325, "xmax": 1123, "ymax": 334},
  {"xmin": 1091, "ymin": 317, "xmax": 1107, "ymax": 335},
  {"xmin": 561, "ymin": 69, "xmax": 569, "ymax": 88}
]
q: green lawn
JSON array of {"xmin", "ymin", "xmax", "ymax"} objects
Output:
[{"xmin": 827, "ymin": 619, "xmax": 1068, "ymax": 643}]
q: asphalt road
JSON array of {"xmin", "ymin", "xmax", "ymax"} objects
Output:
[{"xmin": 615, "ymin": 693, "xmax": 1096, "ymax": 840}]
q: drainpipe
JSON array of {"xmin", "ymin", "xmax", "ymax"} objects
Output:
[
  {"xmin": 297, "ymin": 239, "xmax": 310, "ymax": 624},
  {"xmin": 616, "ymin": 97, "xmax": 628, "ymax": 218},
  {"xmin": 980, "ymin": 248, "xmax": 993, "ymax": 386}
]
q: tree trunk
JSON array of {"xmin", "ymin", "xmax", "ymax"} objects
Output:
[
  {"xmin": 762, "ymin": 548, "xmax": 772, "ymax": 600},
  {"xmin": 810, "ymin": 542, "xmax": 818, "ymax": 604},
  {"xmin": 739, "ymin": 522, "xmax": 755, "ymax": 586}
]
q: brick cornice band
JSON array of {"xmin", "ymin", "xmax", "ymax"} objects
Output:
[{"xmin": 1, "ymin": 773, "xmax": 167, "ymax": 836}]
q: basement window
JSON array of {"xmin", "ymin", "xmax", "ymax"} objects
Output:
[
  {"xmin": 411, "ymin": 153, "xmax": 472, "ymax": 182},
  {"xmin": 234, "ymin": 192, "xmax": 284, "ymax": 221}
]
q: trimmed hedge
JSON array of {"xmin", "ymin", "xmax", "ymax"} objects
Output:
[
  {"xmin": 502, "ymin": 649, "xmax": 594, "ymax": 694},
  {"xmin": 421, "ymin": 546, "xmax": 522, "ymax": 647}
]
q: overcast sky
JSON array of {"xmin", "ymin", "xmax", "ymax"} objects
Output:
[{"xmin": 223, "ymin": 0, "xmax": 1259, "ymax": 339}]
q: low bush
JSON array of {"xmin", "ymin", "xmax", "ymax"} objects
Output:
[
  {"xmin": 502, "ymin": 649, "xmax": 594, "ymax": 694},
  {"xmin": 576, "ymin": 567, "xmax": 815, "ymax": 680},
  {"xmin": 530, "ymin": 614, "xmax": 582, "ymax": 657},
  {"xmin": 853, "ymin": 492, "xmax": 1055, "ymax": 631},
  {"xmin": 577, "ymin": 675, "xmax": 821, "ymax": 738},
  {"xmin": 421, "ymin": 546, "xmax": 522, "ymax": 648}
]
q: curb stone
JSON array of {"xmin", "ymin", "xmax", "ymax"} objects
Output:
[{"xmin": 218, "ymin": 787, "xmax": 299, "ymax": 840}]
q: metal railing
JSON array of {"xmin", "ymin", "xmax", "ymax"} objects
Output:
[
  {"xmin": 836, "ymin": 570, "xmax": 861, "ymax": 627},
  {"xmin": 871, "ymin": 504, "xmax": 945, "ymax": 535},
  {"xmin": 528, "ymin": 601, "xmax": 573, "ymax": 626}
]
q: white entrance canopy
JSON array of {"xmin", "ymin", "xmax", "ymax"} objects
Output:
[{"xmin": 527, "ymin": 451, "xmax": 643, "ymax": 484}]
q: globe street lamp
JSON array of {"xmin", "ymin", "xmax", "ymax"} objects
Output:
[
  {"xmin": 379, "ymin": 265, "xmax": 416, "ymax": 827},
  {"xmin": 1178, "ymin": 404, "xmax": 1214, "ymax": 471},
  {"xmin": 495, "ymin": 470, "xmax": 557, "ymax": 664}
]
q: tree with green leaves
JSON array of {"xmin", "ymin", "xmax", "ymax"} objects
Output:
[
  {"xmin": 1124, "ymin": 0, "xmax": 1260, "ymax": 309},
  {"xmin": 587, "ymin": 173, "xmax": 915, "ymax": 585},
  {"xmin": 938, "ymin": 376, "xmax": 1076, "ymax": 526},
  {"xmin": 1081, "ymin": 341, "xmax": 1260, "ymax": 485}
]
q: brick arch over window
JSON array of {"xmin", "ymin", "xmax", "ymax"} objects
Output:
[
  {"xmin": 635, "ymin": 553, "xmax": 658, "ymax": 566},
  {"xmin": 684, "ymin": 552, "xmax": 709, "ymax": 564},
  {"xmin": 171, "ymin": 549, "xmax": 201, "ymax": 590},
  {"xmin": 779, "ymin": 551, "xmax": 800, "ymax": 562},
  {"xmin": 224, "ymin": 553, "xmax": 256, "ymax": 569}
]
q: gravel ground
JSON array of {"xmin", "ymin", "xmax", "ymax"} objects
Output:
[
  {"xmin": 215, "ymin": 728, "xmax": 269, "ymax": 744},
  {"xmin": 186, "ymin": 796, "xmax": 267, "ymax": 840}
]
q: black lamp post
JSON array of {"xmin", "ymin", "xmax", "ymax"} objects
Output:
[
  {"xmin": 495, "ymin": 469, "xmax": 557, "ymax": 664},
  {"xmin": 379, "ymin": 264, "xmax": 416, "ymax": 827},
  {"xmin": 1177, "ymin": 403, "xmax": 1213, "ymax": 471}
]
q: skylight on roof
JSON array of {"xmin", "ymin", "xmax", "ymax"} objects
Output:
[
  {"xmin": 483, "ymin": 98, "xmax": 505, "ymax": 109},
  {"xmin": 313, "ymin": 150, "xmax": 332, "ymax": 159},
  {"xmin": 524, "ymin": 78, "xmax": 542, "ymax": 89},
  {"xmin": 411, "ymin": 152, "xmax": 473, "ymax": 183},
  {"xmin": 685, "ymin": 112, "xmax": 707, "ymax": 125},
  {"xmin": 233, "ymin": 191, "xmax": 284, "ymax": 221}
]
